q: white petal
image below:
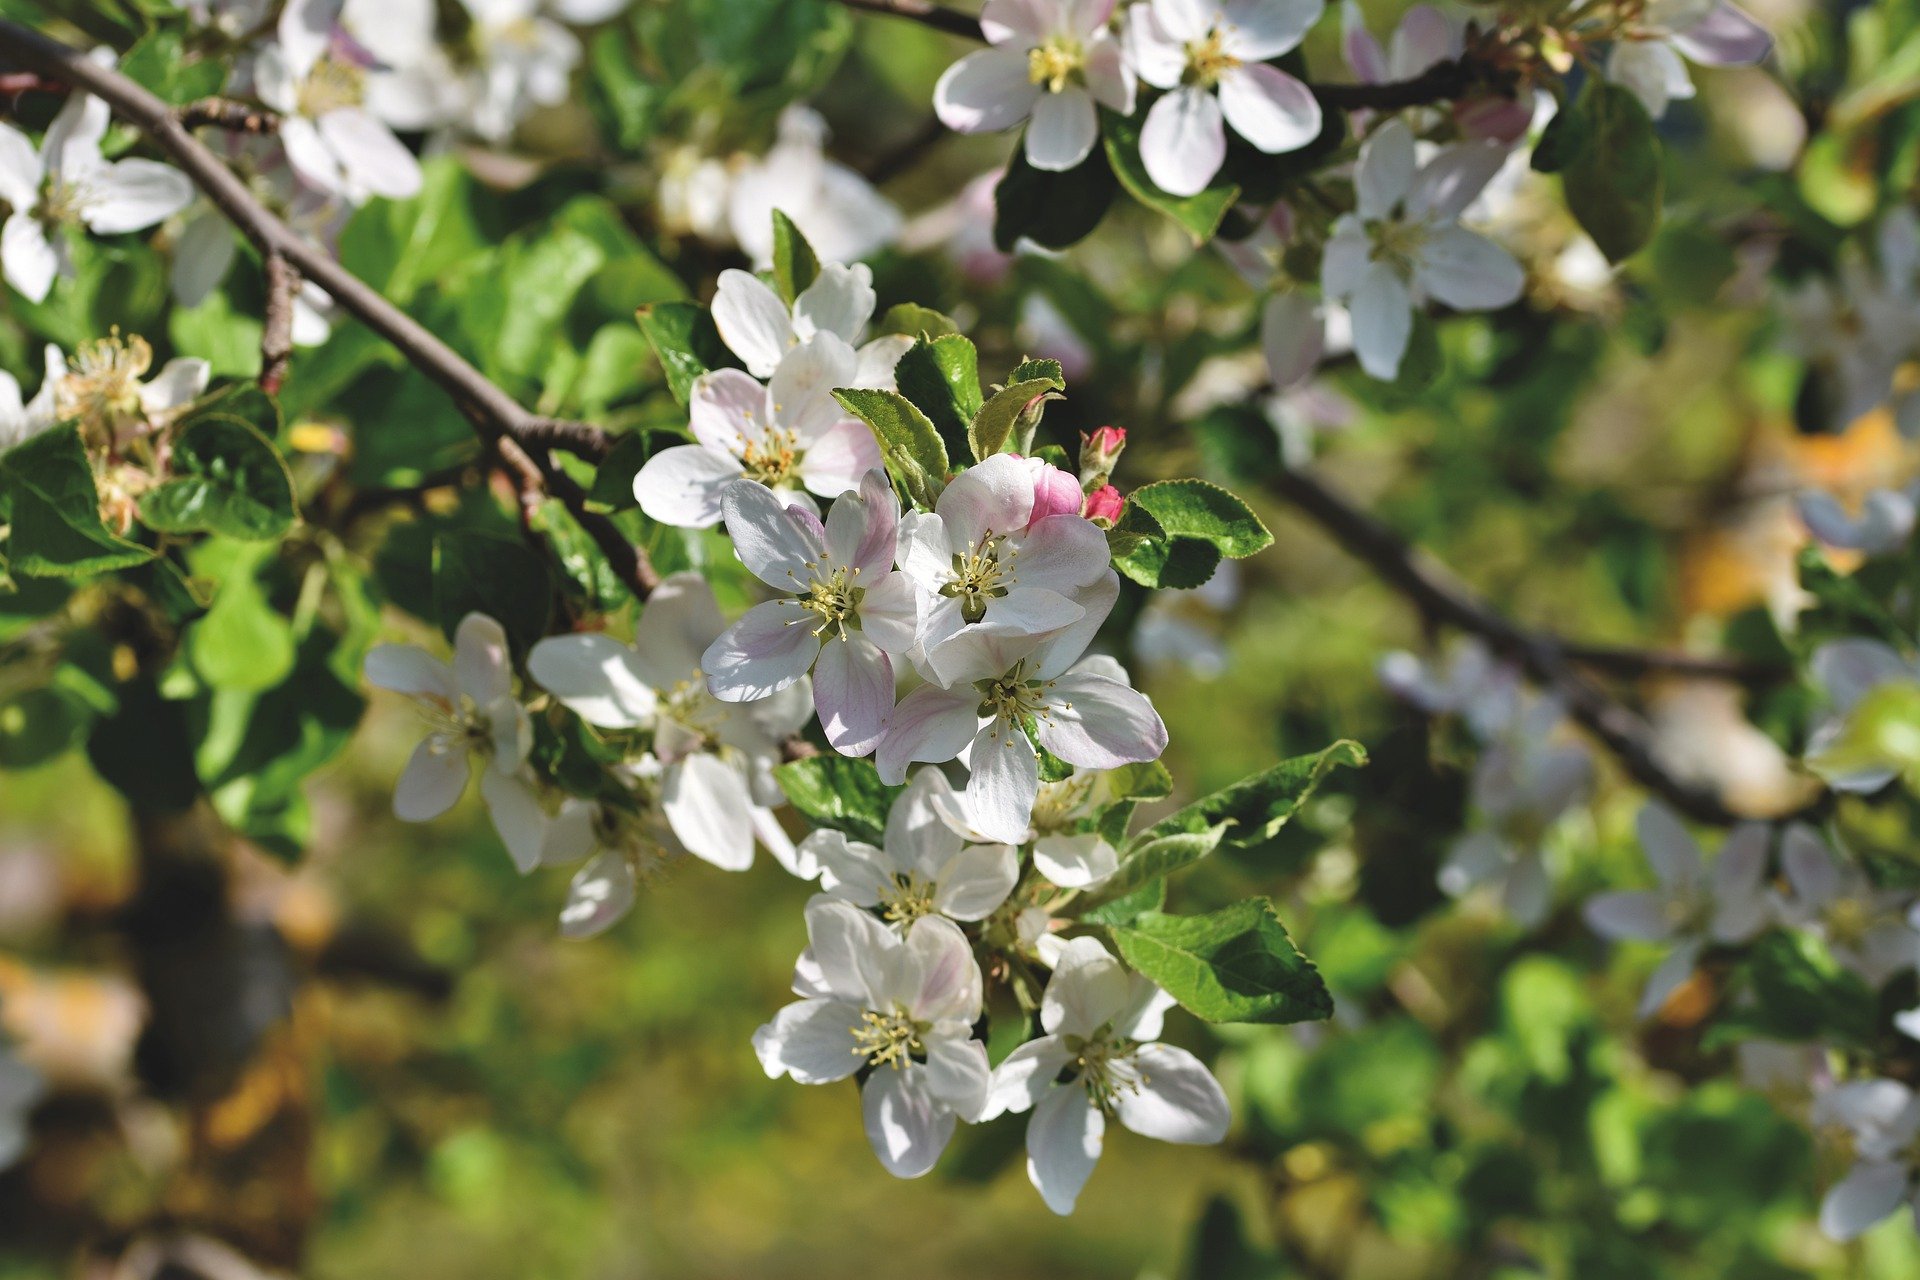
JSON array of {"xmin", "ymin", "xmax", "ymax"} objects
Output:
[
  {"xmin": 930, "ymin": 842, "xmax": 1021, "ymax": 919},
  {"xmin": 798, "ymin": 419, "xmax": 884, "ymax": 501},
  {"xmin": 933, "ymin": 47, "xmax": 1044, "ymax": 135},
  {"xmin": 985, "ymin": 1036, "xmax": 1074, "ymax": 1118},
  {"xmin": 1261, "ymin": 291, "xmax": 1324, "ymax": 389},
  {"xmin": 0, "ymin": 123, "xmax": 42, "ymax": 212},
  {"xmin": 1636, "ymin": 939, "xmax": 1703, "ymax": 1019},
  {"xmin": 1138, "ymin": 85, "xmax": 1226, "ymax": 198},
  {"xmin": 139, "ymin": 358, "xmax": 210, "ymax": 416},
  {"xmin": 633, "ymin": 444, "xmax": 744, "ymax": 529},
  {"xmin": 1407, "ymin": 142, "xmax": 1511, "ymax": 221},
  {"xmin": 813, "ymin": 631, "xmax": 894, "ymax": 757},
  {"xmin": 1671, "ymin": 2, "xmax": 1772, "ymax": 66},
  {"xmin": 2, "ymin": 214, "xmax": 58, "ymax": 304},
  {"xmin": 1042, "ymin": 936, "xmax": 1132, "ymax": 1034},
  {"xmin": 923, "ymin": 1034, "xmax": 992, "ymax": 1120},
  {"xmin": 1320, "ymin": 218, "xmax": 1370, "ymax": 299},
  {"xmin": 1415, "ymin": 225, "xmax": 1524, "ymax": 311},
  {"xmin": 1217, "ymin": 63, "xmax": 1320, "ymax": 155},
  {"xmin": 1124, "ymin": 3, "xmax": 1189, "ymax": 88},
  {"xmin": 1821, "ymin": 1160, "xmax": 1910, "ymax": 1241},
  {"xmin": 1582, "ymin": 891, "xmax": 1672, "ymax": 942},
  {"xmin": 170, "ymin": 212, "xmax": 238, "ymax": 308},
  {"xmin": 318, "ymin": 108, "xmax": 422, "ymax": 200},
  {"xmin": 936, "ymin": 453, "xmax": 1037, "ymax": 548},
  {"xmin": 792, "ymin": 261, "xmax": 876, "ymax": 347},
  {"xmin": 711, "ymin": 268, "xmax": 796, "ymax": 377},
  {"xmin": 1026, "ymin": 1083, "xmax": 1105, "ymax": 1214},
  {"xmin": 529, "ymin": 632, "xmax": 657, "ymax": 727},
  {"xmin": 770, "ymin": 331, "xmax": 860, "ymax": 440},
  {"xmin": 364, "ymin": 643, "xmax": 457, "ymax": 703},
  {"xmin": 752, "ymin": 997, "xmax": 864, "ymax": 1083},
  {"xmin": 876, "ymin": 684, "xmax": 982, "ymax": 784},
  {"xmin": 687, "ymin": 367, "xmax": 765, "ymax": 454},
  {"xmin": 962, "ymin": 721, "xmax": 1041, "ymax": 844},
  {"xmin": 81, "ymin": 160, "xmax": 194, "ymax": 234},
  {"xmin": 862, "ymin": 1066, "xmax": 957, "ymax": 1178},
  {"xmin": 1032, "ymin": 832, "xmax": 1118, "ymax": 888},
  {"xmin": 1113, "ymin": 1043, "xmax": 1230, "ymax": 1143},
  {"xmin": 1034, "ymin": 671, "xmax": 1168, "ymax": 769},
  {"xmin": 393, "ymin": 738, "xmax": 469, "ymax": 820},
  {"xmin": 1348, "ymin": 261, "xmax": 1412, "ymax": 380},
  {"xmin": 663, "ymin": 754, "xmax": 757, "ymax": 870},
  {"xmin": 805, "ymin": 895, "xmax": 897, "ymax": 1005},
  {"xmin": 1025, "ymin": 88, "xmax": 1100, "ymax": 172},
  {"xmin": 702, "ymin": 601, "xmax": 819, "ymax": 703},
  {"xmin": 806, "ymin": 828, "xmax": 891, "ymax": 904},
  {"xmin": 558, "ymin": 849, "xmax": 636, "ymax": 938},
  {"xmin": 1355, "ymin": 119, "xmax": 1416, "ymax": 220},
  {"xmin": 853, "ymin": 334, "xmax": 914, "ymax": 390},
  {"xmin": 480, "ymin": 769, "xmax": 547, "ymax": 873},
  {"xmin": 42, "ymin": 90, "xmax": 107, "ymax": 181},
  {"xmin": 452, "ymin": 613, "xmax": 513, "ymax": 705},
  {"xmin": 1636, "ymin": 803, "xmax": 1702, "ymax": 890},
  {"xmin": 1607, "ymin": 40, "xmax": 1693, "ymax": 119},
  {"xmin": 279, "ymin": 0, "xmax": 340, "ymax": 78},
  {"xmin": 722, "ymin": 478, "xmax": 826, "ymax": 586},
  {"xmin": 1221, "ymin": 0, "xmax": 1324, "ymax": 59}
]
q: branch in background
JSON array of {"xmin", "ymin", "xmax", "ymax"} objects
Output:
[
  {"xmin": 174, "ymin": 96, "xmax": 278, "ymax": 134},
  {"xmin": 1556, "ymin": 641, "xmax": 1790, "ymax": 685},
  {"xmin": 831, "ymin": 0, "xmax": 1516, "ymax": 113},
  {"xmin": 258, "ymin": 252, "xmax": 296, "ymax": 395},
  {"xmin": 1267, "ymin": 464, "xmax": 1813, "ymax": 827},
  {"xmin": 861, "ymin": 115, "xmax": 948, "ymax": 185},
  {"xmin": 519, "ymin": 417, "xmax": 614, "ymax": 463},
  {"xmin": 0, "ymin": 22, "xmax": 654, "ymax": 605}
]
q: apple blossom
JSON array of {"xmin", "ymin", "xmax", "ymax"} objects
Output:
[
  {"xmin": 1814, "ymin": 1079, "xmax": 1920, "ymax": 1239},
  {"xmin": 1082, "ymin": 484, "xmax": 1124, "ymax": 525},
  {"xmin": 54, "ymin": 332, "xmax": 209, "ymax": 448},
  {"xmin": 1607, "ymin": 0, "xmax": 1773, "ymax": 121},
  {"xmin": 897, "ymin": 453, "xmax": 1112, "ymax": 675},
  {"xmin": 1125, "ymin": 0, "xmax": 1325, "ymax": 197},
  {"xmin": 363, "ymin": 613, "xmax": 548, "ymax": 872},
  {"xmin": 1582, "ymin": 804, "xmax": 1771, "ymax": 1017},
  {"xmin": 1775, "ymin": 824, "xmax": 1920, "ymax": 985},
  {"xmin": 1779, "ymin": 207, "xmax": 1920, "ymax": 431},
  {"xmin": 728, "ymin": 107, "xmax": 903, "ymax": 270},
  {"xmin": 707, "ymin": 261, "xmax": 911, "ymax": 385},
  {"xmin": 1078, "ymin": 425, "xmax": 1127, "ymax": 487},
  {"xmin": 1797, "ymin": 484, "xmax": 1918, "ymax": 556},
  {"xmin": 704, "ymin": 472, "xmax": 918, "ymax": 755},
  {"xmin": 0, "ymin": 345, "xmax": 63, "ymax": 454},
  {"xmin": 0, "ymin": 72, "xmax": 194, "ymax": 303},
  {"xmin": 529, "ymin": 572, "xmax": 811, "ymax": 872},
  {"xmin": 934, "ymin": 0, "xmax": 1136, "ymax": 173},
  {"xmin": 1321, "ymin": 120, "xmax": 1525, "ymax": 380},
  {"xmin": 1806, "ymin": 638, "xmax": 1920, "ymax": 793},
  {"xmin": 984, "ymin": 936, "xmax": 1229, "ymax": 1213},
  {"xmin": 753, "ymin": 897, "xmax": 990, "ymax": 1178}
]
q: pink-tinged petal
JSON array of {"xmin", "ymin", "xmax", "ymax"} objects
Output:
[
  {"xmin": 82, "ymin": 159, "xmax": 194, "ymax": 234},
  {"xmin": 901, "ymin": 914, "xmax": 983, "ymax": 1020},
  {"xmin": 1671, "ymin": 2, "xmax": 1770, "ymax": 66},
  {"xmin": 722, "ymin": 478, "xmax": 825, "ymax": 586},
  {"xmin": 876, "ymin": 684, "xmax": 981, "ymax": 785},
  {"xmin": 1026, "ymin": 462, "xmax": 1086, "ymax": 527},
  {"xmin": 863, "ymin": 1065, "xmax": 957, "ymax": 1178},
  {"xmin": 1222, "ymin": 0, "xmax": 1322, "ymax": 59},
  {"xmin": 938, "ymin": 453, "xmax": 1036, "ymax": 548},
  {"xmin": 1113, "ymin": 1043, "xmax": 1230, "ymax": 1143},
  {"xmin": 799, "ymin": 419, "xmax": 884, "ymax": 501},
  {"xmin": 1355, "ymin": 119, "xmax": 1416, "ymax": 219},
  {"xmin": 530, "ymin": 633, "xmax": 657, "ymax": 727},
  {"xmin": 752, "ymin": 997, "xmax": 865, "ymax": 1083},
  {"xmin": 934, "ymin": 47, "xmax": 1044, "ymax": 134},
  {"xmin": 453, "ymin": 612, "xmax": 512, "ymax": 705},
  {"xmin": 480, "ymin": 768, "xmax": 546, "ymax": 873},
  {"xmin": 1388, "ymin": 4, "xmax": 1458, "ymax": 77},
  {"xmin": 364, "ymin": 643, "xmax": 457, "ymax": 704},
  {"xmin": 1454, "ymin": 94, "xmax": 1535, "ymax": 143},
  {"xmin": 824, "ymin": 467, "xmax": 899, "ymax": 575},
  {"xmin": 1217, "ymin": 63, "xmax": 1321, "ymax": 155},
  {"xmin": 815, "ymin": 632, "xmax": 895, "ymax": 756},
  {"xmin": 1582, "ymin": 890, "xmax": 1673, "ymax": 942},
  {"xmin": 1415, "ymin": 225, "xmax": 1524, "ymax": 311},
  {"xmin": 1821, "ymin": 1160, "xmax": 1910, "ymax": 1241},
  {"xmin": 1032, "ymin": 570, "xmax": 1119, "ymax": 679},
  {"xmin": 1262, "ymin": 290, "xmax": 1324, "ymax": 389},
  {"xmin": 984, "ymin": 1035, "xmax": 1074, "ymax": 1117},
  {"xmin": 688, "ymin": 368, "xmax": 766, "ymax": 454},
  {"xmin": 1407, "ymin": 140, "xmax": 1510, "ymax": 221},
  {"xmin": 1026, "ymin": 88, "xmax": 1100, "ymax": 172},
  {"xmin": 394, "ymin": 738, "xmax": 469, "ymax": 820},
  {"xmin": 2, "ymin": 213, "xmax": 58, "ymax": 303},
  {"xmin": 1084, "ymin": 32, "xmax": 1136, "ymax": 112},
  {"xmin": 558, "ymin": 849, "xmax": 636, "ymax": 938},
  {"xmin": 1017, "ymin": 514, "xmax": 1111, "ymax": 589},
  {"xmin": 857, "ymin": 570, "xmax": 920, "ymax": 654},
  {"xmin": 1636, "ymin": 803, "xmax": 1702, "ymax": 891},
  {"xmin": 1348, "ymin": 261, "xmax": 1412, "ymax": 380},
  {"xmin": 703, "ymin": 601, "xmax": 819, "ymax": 701},
  {"xmin": 1139, "ymin": 85, "xmax": 1226, "ymax": 198},
  {"xmin": 663, "ymin": 753, "xmax": 757, "ymax": 870},
  {"xmin": 1034, "ymin": 671, "xmax": 1166, "ymax": 769},
  {"xmin": 633, "ymin": 444, "xmax": 744, "ymax": 529},
  {"xmin": 980, "ymin": 0, "xmax": 1053, "ymax": 45},
  {"xmin": 319, "ymin": 108, "xmax": 421, "ymax": 200},
  {"xmin": 711, "ymin": 268, "xmax": 794, "ymax": 377},
  {"xmin": 1342, "ymin": 0, "xmax": 1388, "ymax": 81},
  {"xmin": 1027, "ymin": 1083, "xmax": 1105, "ymax": 1214},
  {"xmin": 962, "ymin": 720, "xmax": 1040, "ymax": 844}
]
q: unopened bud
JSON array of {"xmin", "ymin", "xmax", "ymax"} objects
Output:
[
  {"xmin": 1082, "ymin": 484, "xmax": 1124, "ymax": 526},
  {"xmin": 1078, "ymin": 425, "xmax": 1127, "ymax": 488}
]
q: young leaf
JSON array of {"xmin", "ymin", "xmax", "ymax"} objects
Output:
[
  {"xmin": 878, "ymin": 303, "xmax": 960, "ymax": 339},
  {"xmin": 895, "ymin": 335, "xmax": 983, "ymax": 457},
  {"xmin": 1, "ymin": 426, "xmax": 156, "ymax": 578},
  {"xmin": 431, "ymin": 530, "xmax": 553, "ymax": 656},
  {"xmin": 1102, "ymin": 108, "xmax": 1240, "ymax": 243},
  {"xmin": 140, "ymin": 385, "xmax": 297, "ymax": 541},
  {"xmin": 774, "ymin": 755, "xmax": 902, "ymax": 845},
  {"xmin": 1088, "ymin": 821, "xmax": 1233, "ymax": 904},
  {"xmin": 771, "ymin": 209, "xmax": 820, "ymax": 305},
  {"xmin": 832, "ymin": 388, "xmax": 949, "ymax": 509},
  {"xmin": 1557, "ymin": 80, "xmax": 1663, "ymax": 263},
  {"xmin": 1138, "ymin": 739, "xmax": 1367, "ymax": 850},
  {"xmin": 637, "ymin": 301, "xmax": 732, "ymax": 406},
  {"xmin": 1110, "ymin": 898, "xmax": 1333, "ymax": 1024},
  {"xmin": 970, "ymin": 373, "xmax": 1066, "ymax": 462},
  {"xmin": 1129, "ymin": 479, "xmax": 1273, "ymax": 558}
]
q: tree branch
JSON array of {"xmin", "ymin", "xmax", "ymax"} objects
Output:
[
  {"xmin": 830, "ymin": 0, "xmax": 1513, "ymax": 112},
  {"xmin": 0, "ymin": 21, "xmax": 653, "ymax": 603},
  {"xmin": 258, "ymin": 251, "xmax": 296, "ymax": 395},
  {"xmin": 1267, "ymin": 464, "xmax": 1813, "ymax": 826},
  {"xmin": 174, "ymin": 96, "xmax": 278, "ymax": 134}
]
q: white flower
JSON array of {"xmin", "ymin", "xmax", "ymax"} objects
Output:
[
  {"xmin": 985, "ymin": 936, "xmax": 1228, "ymax": 1214},
  {"xmin": 753, "ymin": 897, "xmax": 990, "ymax": 1178},
  {"xmin": 363, "ymin": 613, "xmax": 548, "ymax": 872},
  {"xmin": 897, "ymin": 453, "xmax": 1112, "ymax": 677},
  {"xmin": 798, "ymin": 769, "xmax": 1021, "ymax": 926},
  {"xmin": 1125, "ymin": 0, "xmax": 1325, "ymax": 197},
  {"xmin": 728, "ymin": 107, "xmax": 903, "ymax": 270},
  {"xmin": 1806, "ymin": 638, "xmax": 1920, "ymax": 793},
  {"xmin": 1581, "ymin": 804, "xmax": 1771, "ymax": 1017},
  {"xmin": 1378, "ymin": 638, "xmax": 1523, "ymax": 742},
  {"xmin": 710, "ymin": 261, "xmax": 911, "ymax": 384},
  {"xmin": 934, "ymin": 0, "xmax": 1135, "ymax": 173},
  {"xmin": 447, "ymin": 0, "xmax": 606, "ymax": 143},
  {"xmin": 877, "ymin": 576, "xmax": 1167, "ymax": 844},
  {"xmin": 1780, "ymin": 208, "xmax": 1920, "ymax": 431},
  {"xmin": 1321, "ymin": 119, "xmax": 1524, "ymax": 380},
  {"xmin": 250, "ymin": 0, "xmax": 423, "ymax": 205},
  {"xmin": 1607, "ymin": 0, "xmax": 1772, "ymax": 120},
  {"xmin": 0, "ymin": 71, "xmax": 194, "ymax": 303},
  {"xmin": 54, "ymin": 332, "xmax": 209, "ymax": 447},
  {"xmin": 0, "ymin": 344, "xmax": 64, "ymax": 454},
  {"xmin": 1776, "ymin": 824, "xmax": 1920, "ymax": 985},
  {"xmin": 913, "ymin": 758, "xmax": 1124, "ymax": 888},
  {"xmin": 529, "ymin": 572, "xmax": 812, "ymax": 873},
  {"xmin": 1797, "ymin": 484, "xmax": 1919, "ymax": 556},
  {"xmin": 1341, "ymin": 0, "xmax": 1453, "ymax": 86},
  {"xmin": 1260, "ymin": 288, "xmax": 1325, "ymax": 392},
  {"xmin": 1814, "ymin": 1080, "xmax": 1920, "ymax": 1239},
  {"xmin": 705, "ymin": 473, "xmax": 919, "ymax": 756}
]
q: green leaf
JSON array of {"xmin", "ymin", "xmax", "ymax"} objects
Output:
[
  {"xmin": 1007, "ymin": 357, "xmax": 1065, "ymax": 387},
  {"xmin": 1115, "ymin": 536, "xmax": 1222, "ymax": 590},
  {"xmin": 895, "ymin": 335, "xmax": 983, "ymax": 458},
  {"xmin": 0, "ymin": 684, "xmax": 92, "ymax": 767},
  {"xmin": 191, "ymin": 569, "xmax": 297, "ymax": 695},
  {"xmin": 1128, "ymin": 479, "xmax": 1273, "ymax": 558},
  {"xmin": 1110, "ymin": 898, "xmax": 1333, "ymax": 1025},
  {"xmin": 637, "ymin": 301, "xmax": 734, "ymax": 406},
  {"xmin": 140, "ymin": 385, "xmax": 297, "ymax": 541},
  {"xmin": 970, "ymin": 374, "xmax": 1066, "ymax": 463},
  {"xmin": 490, "ymin": 225, "xmax": 608, "ymax": 380},
  {"xmin": 771, "ymin": 209, "xmax": 821, "ymax": 305},
  {"xmin": 1079, "ymin": 876, "xmax": 1166, "ymax": 927},
  {"xmin": 994, "ymin": 143, "xmax": 1118, "ymax": 252},
  {"xmin": 1708, "ymin": 930, "xmax": 1877, "ymax": 1049},
  {"xmin": 774, "ymin": 755, "xmax": 902, "ymax": 845},
  {"xmin": 1091, "ymin": 822, "xmax": 1233, "ymax": 904},
  {"xmin": 1139, "ymin": 739, "xmax": 1367, "ymax": 850},
  {"xmin": 1102, "ymin": 108, "xmax": 1239, "ymax": 242},
  {"xmin": 585, "ymin": 432, "xmax": 654, "ymax": 514},
  {"xmin": 878, "ymin": 303, "xmax": 960, "ymax": 339},
  {"xmin": 432, "ymin": 530, "xmax": 552, "ymax": 656},
  {"xmin": 1105, "ymin": 497, "xmax": 1164, "ymax": 558},
  {"xmin": 1, "ymin": 426, "xmax": 156, "ymax": 578},
  {"xmin": 831, "ymin": 388, "xmax": 949, "ymax": 510},
  {"xmin": 1556, "ymin": 80, "xmax": 1663, "ymax": 263}
]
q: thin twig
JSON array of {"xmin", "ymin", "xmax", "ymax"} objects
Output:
[
  {"xmin": 835, "ymin": 0, "xmax": 984, "ymax": 39},
  {"xmin": 1557, "ymin": 641, "xmax": 1789, "ymax": 685},
  {"xmin": 259, "ymin": 251, "xmax": 297, "ymax": 395},
  {"xmin": 0, "ymin": 22, "xmax": 654, "ymax": 604},
  {"xmin": 175, "ymin": 96, "xmax": 278, "ymax": 134},
  {"xmin": 520, "ymin": 417, "xmax": 614, "ymax": 463},
  {"xmin": 1267, "ymin": 464, "xmax": 1815, "ymax": 826}
]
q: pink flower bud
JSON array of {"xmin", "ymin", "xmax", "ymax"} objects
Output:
[
  {"xmin": 1455, "ymin": 95, "xmax": 1533, "ymax": 144},
  {"xmin": 1082, "ymin": 484, "xmax": 1124, "ymax": 525},
  {"xmin": 1026, "ymin": 458, "xmax": 1085, "ymax": 528},
  {"xmin": 1079, "ymin": 425, "xmax": 1128, "ymax": 487}
]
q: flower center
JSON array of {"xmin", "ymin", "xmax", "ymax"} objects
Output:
[
  {"xmin": 661, "ymin": 674, "xmax": 728, "ymax": 746},
  {"xmin": 1066, "ymin": 1030, "xmax": 1145, "ymax": 1115},
  {"xmin": 940, "ymin": 533, "xmax": 1015, "ymax": 624},
  {"xmin": 1368, "ymin": 218, "xmax": 1432, "ymax": 273},
  {"xmin": 1027, "ymin": 36, "xmax": 1086, "ymax": 94},
  {"xmin": 39, "ymin": 174, "xmax": 89, "ymax": 226},
  {"xmin": 794, "ymin": 564, "xmax": 866, "ymax": 641},
  {"xmin": 299, "ymin": 56, "xmax": 367, "ymax": 117},
  {"xmin": 58, "ymin": 332, "xmax": 153, "ymax": 436},
  {"xmin": 1823, "ymin": 897, "xmax": 1874, "ymax": 949},
  {"xmin": 975, "ymin": 660, "xmax": 1049, "ymax": 724},
  {"xmin": 1031, "ymin": 772, "xmax": 1096, "ymax": 833},
  {"xmin": 740, "ymin": 427, "xmax": 802, "ymax": 487},
  {"xmin": 880, "ymin": 872, "xmax": 939, "ymax": 926},
  {"xmin": 852, "ymin": 1006, "xmax": 927, "ymax": 1070},
  {"xmin": 1184, "ymin": 29, "xmax": 1241, "ymax": 89},
  {"xmin": 419, "ymin": 693, "xmax": 494, "ymax": 757}
]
